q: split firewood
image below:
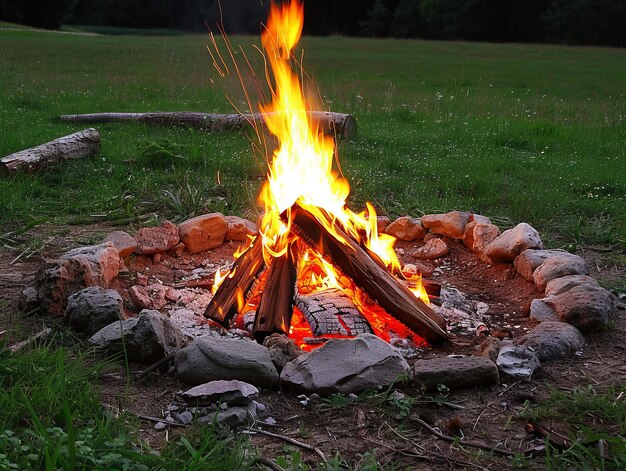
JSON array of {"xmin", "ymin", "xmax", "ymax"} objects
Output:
[
  {"xmin": 58, "ymin": 111, "xmax": 357, "ymax": 140},
  {"xmin": 284, "ymin": 204, "xmax": 448, "ymax": 344},
  {"xmin": 0, "ymin": 128, "xmax": 101, "ymax": 173},
  {"xmin": 253, "ymin": 243, "xmax": 298, "ymax": 341},
  {"xmin": 203, "ymin": 238, "xmax": 265, "ymax": 327}
]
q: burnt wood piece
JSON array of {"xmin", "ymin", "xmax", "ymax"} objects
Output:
[
  {"xmin": 284, "ymin": 204, "xmax": 448, "ymax": 344},
  {"xmin": 1, "ymin": 128, "xmax": 100, "ymax": 173},
  {"xmin": 295, "ymin": 288, "xmax": 373, "ymax": 336},
  {"xmin": 253, "ymin": 244, "xmax": 298, "ymax": 341},
  {"xmin": 203, "ymin": 238, "xmax": 265, "ymax": 327},
  {"xmin": 58, "ymin": 111, "xmax": 357, "ymax": 140}
]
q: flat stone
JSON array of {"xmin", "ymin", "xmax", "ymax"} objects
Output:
[
  {"xmin": 280, "ymin": 334, "xmax": 410, "ymax": 394},
  {"xmin": 496, "ymin": 344, "xmax": 541, "ymax": 380},
  {"xmin": 529, "ymin": 298, "xmax": 559, "ymax": 322},
  {"xmin": 485, "ymin": 223, "xmax": 543, "ymax": 263},
  {"xmin": 177, "ymin": 213, "xmax": 227, "ymax": 254},
  {"xmin": 545, "ymin": 275, "xmax": 599, "ymax": 297},
  {"xmin": 263, "ymin": 334, "xmax": 305, "ymax": 372},
  {"xmin": 35, "ymin": 242, "xmax": 121, "ymax": 316},
  {"xmin": 224, "ymin": 216, "xmax": 258, "ymax": 242},
  {"xmin": 463, "ymin": 222, "xmax": 500, "ymax": 254},
  {"xmin": 135, "ymin": 221, "xmax": 180, "ymax": 255},
  {"xmin": 181, "ymin": 380, "xmax": 259, "ymax": 406},
  {"xmin": 103, "ymin": 231, "xmax": 137, "ymax": 258},
  {"xmin": 411, "ymin": 356, "xmax": 499, "ymax": 390},
  {"xmin": 475, "ymin": 337, "xmax": 502, "ymax": 363},
  {"xmin": 385, "ymin": 216, "xmax": 426, "ymax": 241},
  {"xmin": 550, "ymin": 284, "xmax": 617, "ymax": 332},
  {"xmin": 89, "ymin": 309, "xmax": 185, "ymax": 363},
  {"xmin": 174, "ymin": 336, "xmax": 279, "ymax": 388},
  {"xmin": 411, "ymin": 238, "xmax": 448, "ymax": 260},
  {"xmin": 66, "ymin": 286, "xmax": 124, "ymax": 336},
  {"xmin": 514, "ymin": 249, "xmax": 574, "ymax": 281},
  {"xmin": 214, "ymin": 405, "xmax": 256, "ymax": 426},
  {"xmin": 421, "ymin": 211, "xmax": 470, "ymax": 239},
  {"xmin": 515, "ymin": 322, "xmax": 585, "ymax": 362},
  {"xmin": 469, "ymin": 214, "xmax": 491, "ymax": 225},
  {"xmin": 129, "ymin": 283, "xmax": 167, "ymax": 310},
  {"xmin": 533, "ymin": 255, "xmax": 590, "ymax": 290}
]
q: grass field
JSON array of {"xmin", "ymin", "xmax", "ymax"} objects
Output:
[
  {"xmin": 0, "ymin": 29, "xmax": 624, "ymax": 251},
  {"xmin": 1, "ymin": 27, "xmax": 625, "ymax": 470}
]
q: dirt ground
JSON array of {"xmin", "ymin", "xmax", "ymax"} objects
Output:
[{"xmin": 1, "ymin": 223, "xmax": 624, "ymax": 470}]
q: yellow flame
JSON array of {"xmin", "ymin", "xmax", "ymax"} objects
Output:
[{"xmin": 257, "ymin": 0, "xmax": 403, "ymax": 275}]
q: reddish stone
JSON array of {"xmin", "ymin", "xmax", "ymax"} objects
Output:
[
  {"xmin": 385, "ymin": 216, "xmax": 426, "ymax": 241},
  {"xmin": 178, "ymin": 213, "xmax": 227, "ymax": 254},
  {"xmin": 103, "ymin": 231, "xmax": 137, "ymax": 258},
  {"xmin": 225, "ymin": 216, "xmax": 258, "ymax": 242},
  {"xmin": 412, "ymin": 238, "xmax": 449, "ymax": 260},
  {"xmin": 421, "ymin": 211, "xmax": 470, "ymax": 239},
  {"xmin": 135, "ymin": 221, "xmax": 179, "ymax": 255},
  {"xmin": 463, "ymin": 221, "xmax": 500, "ymax": 254},
  {"xmin": 485, "ymin": 223, "xmax": 543, "ymax": 263}
]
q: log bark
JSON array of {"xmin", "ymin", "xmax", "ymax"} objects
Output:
[
  {"xmin": 253, "ymin": 243, "xmax": 297, "ymax": 341},
  {"xmin": 203, "ymin": 238, "xmax": 265, "ymax": 327},
  {"xmin": 1, "ymin": 128, "xmax": 100, "ymax": 173},
  {"xmin": 284, "ymin": 204, "xmax": 448, "ymax": 344},
  {"xmin": 58, "ymin": 111, "xmax": 357, "ymax": 140}
]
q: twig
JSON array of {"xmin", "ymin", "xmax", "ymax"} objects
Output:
[
  {"xmin": 410, "ymin": 416, "xmax": 533, "ymax": 457},
  {"xmin": 7, "ymin": 328, "xmax": 52, "ymax": 353},
  {"xmin": 130, "ymin": 412, "xmax": 187, "ymax": 428},
  {"xmin": 498, "ymin": 381, "xmax": 520, "ymax": 397},
  {"xmin": 134, "ymin": 353, "xmax": 176, "ymax": 380},
  {"xmin": 251, "ymin": 457, "xmax": 285, "ymax": 471},
  {"xmin": 243, "ymin": 427, "xmax": 326, "ymax": 463}
]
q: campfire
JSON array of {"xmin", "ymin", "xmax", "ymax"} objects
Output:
[{"xmin": 203, "ymin": 1, "xmax": 447, "ymax": 348}]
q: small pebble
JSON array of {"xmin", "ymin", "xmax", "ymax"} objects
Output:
[
  {"xmin": 264, "ymin": 417, "xmax": 277, "ymax": 425},
  {"xmin": 154, "ymin": 422, "xmax": 167, "ymax": 431}
]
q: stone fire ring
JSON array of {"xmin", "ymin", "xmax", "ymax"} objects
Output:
[{"xmin": 25, "ymin": 211, "xmax": 619, "ymax": 399}]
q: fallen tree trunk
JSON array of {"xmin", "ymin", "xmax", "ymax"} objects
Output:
[
  {"xmin": 1, "ymin": 128, "xmax": 101, "ymax": 173},
  {"xmin": 58, "ymin": 111, "xmax": 357, "ymax": 140}
]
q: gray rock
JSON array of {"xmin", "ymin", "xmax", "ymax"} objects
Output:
[
  {"xmin": 154, "ymin": 422, "xmax": 167, "ymax": 431},
  {"xmin": 174, "ymin": 337, "xmax": 279, "ymax": 388},
  {"xmin": 533, "ymin": 255, "xmax": 590, "ymax": 290},
  {"xmin": 485, "ymin": 223, "xmax": 543, "ymax": 263},
  {"xmin": 263, "ymin": 334, "xmax": 304, "ymax": 372},
  {"xmin": 89, "ymin": 309, "xmax": 185, "ymax": 363},
  {"xmin": 513, "ymin": 249, "xmax": 573, "ymax": 281},
  {"xmin": 529, "ymin": 298, "xmax": 559, "ymax": 322},
  {"xmin": 411, "ymin": 356, "xmax": 499, "ymax": 390},
  {"xmin": 545, "ymin": 275, "xmax": 599, "ymax": 297},
  {"xmin": 280, "ymin": 334, "xmax": 410, "ymax": 394},
  {"xmin": 181, "ymin": 380, "xmax": 259, "ymax": 406},
  {"xmin": 515, "ymin": 322, "xmax": 585, "ymax": 362},
  {"xmin": 135, "ymin": 221, "xmax": 179, "ymax": 255},
  {"xmin": 177, "ymin": 410, "xmax": 194, "ymax": 425},
  {"xmin": 18, "ymin": 287, "xmax": 40, "ymax": 312},
  {"xmin": 215, "ymin": 405, "xmax": 256, "ymax": 426},
  {"xmin": 496, "ymin": 344, "xmax": 541, "ymax": 380},
  {"xmin": 385, "ymin": 216, "xmax": 426, "ymax": 241},
  {"xmin": 66, "ymin": 286, "xmax": 124, "ymax": 335},
  {"xmin": 103, "ymin": 231, "xmax": 137, "ymax": 258},
  {"xmin": 550, "ymin": 284, "xmax": 617, "ymax": 332},
  {"xmin": 35, "ymin": 242, "xmax": 121, "ymax": 316},
  {"xmin": 421, "ymin": 211, "xmax": 470, "ymax": 239}
]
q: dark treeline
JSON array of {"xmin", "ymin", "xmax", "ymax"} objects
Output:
[{"xmin": 1, "ymin": 0, "xmax": 625, "ymax": 47}]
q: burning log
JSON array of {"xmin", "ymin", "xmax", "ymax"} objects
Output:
[
  {"xmin": 284, "ymin": 204, "xmax": 448, "ymax": 344},
  {"xmin": 0, "ymin": 128, "xmax": 100, "ymax": 173},
  {"xmin": 253, "ymin": 243, "xmax": 298, "ymax": 341},
  {"xmin": 203, "ymin": 238, "xmax": 265, "ymax": 327},
  {"xmin": 295, "ymin": 288, "xmax": 373, "ymax": 336},
  {"xmin": 58, "ymin": 111, "xmax": 357, "ymax": 140}
]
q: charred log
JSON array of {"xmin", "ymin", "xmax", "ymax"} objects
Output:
[
  {"xmin": 202, "ymin": 238, "xmax": 265, "ymax": 327},
  {"xmin": 253, "ymin": 243, "xmax": 298, "ymax": 341},
  {"xmin": 283, "ymin": 204, "xmax": 448, "ymax": 344},
  {"xmin": 58, "ymin": 111, "xmax": 357, "ymax": 140}
]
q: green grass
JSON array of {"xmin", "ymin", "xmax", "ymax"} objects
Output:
[
  {"xmin": 0, "ymin": 344, "xmax": 255, "ymax": 470},
  {"xmin": 0, "ymin": 30, "xmax": 624, "ymax": 247}
]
